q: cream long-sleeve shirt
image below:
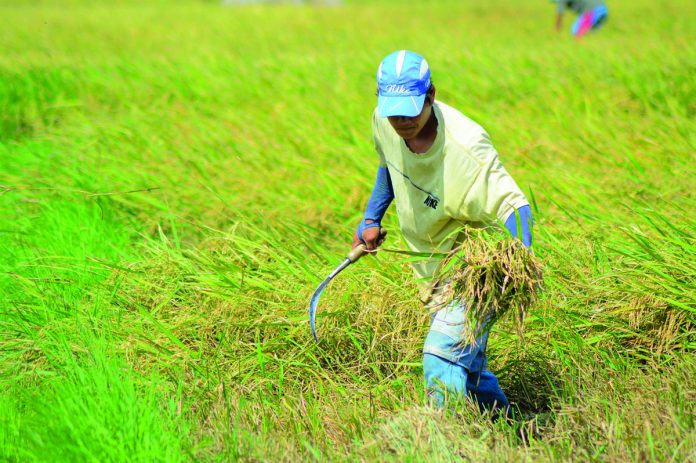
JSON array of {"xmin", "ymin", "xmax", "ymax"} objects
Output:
[{"xmin": 372, "ymin": 101, "xmax": 529, "ymax": 300}]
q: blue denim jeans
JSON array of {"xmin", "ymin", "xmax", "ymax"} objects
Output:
[{"xmin": 423, "ymin": 300, "xmax": 510, "ymax": 415}]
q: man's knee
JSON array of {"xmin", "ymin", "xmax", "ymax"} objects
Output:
[{"xmin": 423, "ymin": 318, "xmax": 488, "ymax": 368}]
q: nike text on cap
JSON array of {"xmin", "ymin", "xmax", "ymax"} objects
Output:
[{"xmin": 377, "ymin": 50, "xmax": 431, "ymax": 118}]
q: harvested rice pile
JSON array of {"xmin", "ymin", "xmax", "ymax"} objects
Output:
[{"xmin": 434, "ymin": 233, "xmax": 543, "ymax": 343}]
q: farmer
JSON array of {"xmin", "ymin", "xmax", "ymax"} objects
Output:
[
  {"xmin": 553, "ymin": 0, "xmax": 609, "ymax": 38},
  {"xmin": 353, "ymin": 50, "xmax": 533, "ymax": 416}
]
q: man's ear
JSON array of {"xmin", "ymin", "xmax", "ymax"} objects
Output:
[{"xmin": 427, "ymin": 85, "xmax": 436, "ymax": 104}]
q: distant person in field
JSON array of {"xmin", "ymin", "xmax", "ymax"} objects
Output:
[
  {"xmin": 553, "ymin": 0, "xmax": 608, "ymax": 37},
  {"xmin": 353, "ymin": 50, "xmax": 533, "ymax": 415}
]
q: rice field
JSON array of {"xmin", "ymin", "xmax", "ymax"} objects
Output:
[{"xmin": 1, "ymin": 0, "xmax": 694, "ymax": 461}]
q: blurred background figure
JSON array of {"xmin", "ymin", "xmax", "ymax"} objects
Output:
[
  {"xmin": 553, "ymin": 0, "xmax": 608, "ymax": 38},
  {"xmin": 223, "ymin": 0, "xmax": 341, "ymax": 5}
]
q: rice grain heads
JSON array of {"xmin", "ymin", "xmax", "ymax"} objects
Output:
[{"xmin": 433, "ymin": 231, "xmax": 543, "ymax": 344}]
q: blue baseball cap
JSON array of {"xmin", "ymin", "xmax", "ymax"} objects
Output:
[{"xmin": 376, "ymin": 50, "xmax": 431, "ymax": 118}]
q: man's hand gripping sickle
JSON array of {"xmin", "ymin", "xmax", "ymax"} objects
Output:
[{"xmin": 353, "ymin": 219, "xmax": 387, "ymax": 253}]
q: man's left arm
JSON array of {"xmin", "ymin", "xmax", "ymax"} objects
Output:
[
  {"xmin": 504, "ymin": 205, "xmax": 533, "ymax": 248},
  {"xmin": 460, "ymin": 132, "xmax": 533, "ymax": 248}
]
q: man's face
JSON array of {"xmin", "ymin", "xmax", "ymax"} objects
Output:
[{"xmin": 386, "ymin": 98, "xmax": 433, "ymax": 140}]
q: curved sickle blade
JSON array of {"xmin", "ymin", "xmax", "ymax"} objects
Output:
[{"xmin": 309, "ymin": 258, "xmax": 352, "ymax": 342}]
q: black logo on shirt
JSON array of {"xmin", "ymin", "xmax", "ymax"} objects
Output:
[
  {"xmin": 386, "ymin": 161, "xmax": 441, "ymax": 211},
  {"xmin": 424, "ymin": 194, "xmax": 439, "ymax": 210}
]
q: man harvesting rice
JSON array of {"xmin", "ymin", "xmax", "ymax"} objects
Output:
[
  {"xmin": 353, "ymin": 50, "xmax": 534, "ymax": 415},
  {"xmin": 553, "ymin": 0, "xmax": 609, "ymax": 38}
]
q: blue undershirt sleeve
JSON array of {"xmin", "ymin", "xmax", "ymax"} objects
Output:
[
  {"xmin": 504, "ymin": 205, "xmax": 533, "ymax": 248},
  {"xmin": 357, "ymin": 166, "xmax": 394, "ymax": 240}
]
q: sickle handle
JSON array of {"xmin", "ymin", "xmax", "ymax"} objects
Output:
[
  {"xmin": 346, "ymin": 229, "xmax": 388, "ymax": 262},
  {"xmin": 346, "ymin": 244, "xmax": 368, "ymax": 262}
]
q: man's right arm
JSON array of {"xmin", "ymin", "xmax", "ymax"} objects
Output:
[{"xmin": 353, "ymin": 165, "xmax": 394, "ymax": 250}]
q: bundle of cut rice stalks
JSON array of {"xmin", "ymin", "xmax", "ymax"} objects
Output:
[{"xmin": 433, "ymin": 232, "xmax": 543, "ymax": 344}]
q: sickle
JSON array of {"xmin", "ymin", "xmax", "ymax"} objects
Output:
[
  {"xmin": 309, "ymin": 229, "xmax": 386, "ymax": 342},
  {"xmin": 308, "ymin": 244, "xmax": 367, "ymax": 342}
]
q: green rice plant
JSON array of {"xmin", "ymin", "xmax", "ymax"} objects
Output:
[
  {"xmin": 1, "ymin": 0, "xmax": 694, "ymax": 460},
  {"xmin": 9, "ymin": 350, "xmax": 191, "ymax": 463}
]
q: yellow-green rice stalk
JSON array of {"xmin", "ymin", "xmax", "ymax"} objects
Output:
[{"xmin": 434, "ymin": 231, "xmax": 543, "ymax": 344}]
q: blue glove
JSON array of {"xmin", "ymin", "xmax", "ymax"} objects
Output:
[
  {"xmin": 504, "ymin": 205, "xmax": 533, "ymax": 248},
  {"xmin": 357, "ymin": 166, "xmax": 394, "ymax": 240}
]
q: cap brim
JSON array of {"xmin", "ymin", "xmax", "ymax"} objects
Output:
[{"xmin": 377, "ymin": 94, "xmax": 426, "ymax": 117}]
